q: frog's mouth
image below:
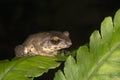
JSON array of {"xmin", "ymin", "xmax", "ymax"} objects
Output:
[{"xmin": 42, "ymin": 43, "xmax": 72, "ymax": 52}]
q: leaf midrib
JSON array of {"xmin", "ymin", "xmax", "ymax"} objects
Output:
[
  {"xmin": 0, "ymin": 57, "xmax": 31, "ymax": 80},
  {"xmin": 87, "ymin": 43, "xmax": 120, "ymax": 80}
]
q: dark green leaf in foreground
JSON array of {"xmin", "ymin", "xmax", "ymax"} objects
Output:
[
  {"xmin": 54, "ymin": 9, "xmax": 120, "ymax": 80},
  {"xmin": 0, "ymin": 56, "xmax": 61, "ymax": 80}
]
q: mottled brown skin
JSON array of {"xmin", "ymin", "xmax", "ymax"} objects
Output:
[{"xmin": 15, "ymin": 31, "xmax": 72, "ymax": 57}]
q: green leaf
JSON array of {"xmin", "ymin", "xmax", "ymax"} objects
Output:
[
  {"xmin": 0, "ymin": 56, "xmax": 61, "ymax": 80},
  {"xmin": 54, "ymin": 9, "xmax": 120, "ymax": 80},
  {"xmin": 54, "ymin": 70, "xmax": 66, "ymax": 80},
  {"xmin": 114, "ymin": 9, "xmax": 120, "ymax": 28},
  {"xmin": 64, "ymin": 56, "xmax": 79, "ymax": 80}
]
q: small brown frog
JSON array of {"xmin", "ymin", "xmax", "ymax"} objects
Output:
[{"xmin": 15, "ymin": 31, "xmax": 72, "ymax": 57}]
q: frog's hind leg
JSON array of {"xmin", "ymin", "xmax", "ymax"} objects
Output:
[{"xmin": 15, "ymin": 45, "xmax": 25, "ymax": 57}]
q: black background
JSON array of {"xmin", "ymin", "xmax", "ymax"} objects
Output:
[{"xmin": 0, "ymin": 0, "xmax": 120, "ymax": 80}]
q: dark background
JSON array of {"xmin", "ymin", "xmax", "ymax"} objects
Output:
[{"xmin": 0, "ymin": 0, "xmax": 120, "ymax": 80}]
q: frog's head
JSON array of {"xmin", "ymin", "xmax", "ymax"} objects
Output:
[{"xmin": 41, "ymin": 31, "xmax": 72, "ymax": 53}]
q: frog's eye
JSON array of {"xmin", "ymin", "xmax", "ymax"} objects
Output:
[
  {"xmin": 52, "ymin": 36, "xmax": 60, "ymax": 41},
  {"xmin": 50, "ymin": 36, "xmax": 61, "ymax": 45}
]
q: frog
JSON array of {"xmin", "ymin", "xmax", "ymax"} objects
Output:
[{"xmin": 15, "ymin": 31, "xmax": 72, "ymax": 57}]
